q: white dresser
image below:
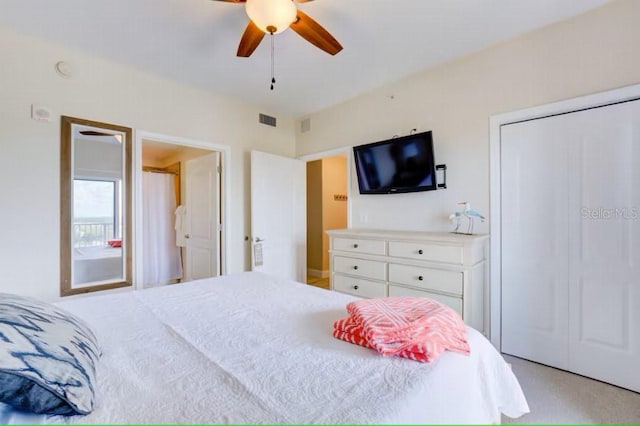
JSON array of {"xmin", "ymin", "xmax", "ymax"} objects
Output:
[{"xmin": 328, "ymin": 228, "xmax": 488, "ymax": 333}]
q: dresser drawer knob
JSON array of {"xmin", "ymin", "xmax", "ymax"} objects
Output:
[
  {"xmin": 418, "ymin": 249, "xmax": 424, "ymax": 255},
  {"xmin": 353, "ymin": 265, "xmax": 359, "ymax": 270},
  {"xmin": 353, "ymin": 244, "xmax": 359, "ymax": 248},
  {"xmin": 353, "ymin": 285, "xmax": 359, "ymax": 290},
  {"xmin": 418, "ymin": 276, "xmax": 424, "ymax": 281}
]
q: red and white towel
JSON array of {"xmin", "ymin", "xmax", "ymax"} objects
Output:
[{"xmin": 333, "ymin": 296, "xmax": 470, "ymax": 363}]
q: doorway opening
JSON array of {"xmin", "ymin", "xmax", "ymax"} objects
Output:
[
  {"xmin": 305, "ymin": 153, "xmax": 349, "ymax": 289},
  {"xmin": 136, "ymin": 135, "xmax": 226, "ymax": 289}
]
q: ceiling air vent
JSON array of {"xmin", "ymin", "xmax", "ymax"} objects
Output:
[{"xmin": 259, "ymin": 113, "xmax": 277, "ymax": 127}]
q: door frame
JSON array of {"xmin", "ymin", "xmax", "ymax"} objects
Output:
[
  {"xmin": 134, "ymin": 130, "xmax": 231, "ymax": 289},
  {"xmin": 489, "ymin": 83, "xmax": 640, "ymax": 350},
  {"xmin": 298, "ymin": 147, "xmax": 352, "ymax": 283}
]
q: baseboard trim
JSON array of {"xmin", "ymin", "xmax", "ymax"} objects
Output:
[{"xmin": 307, "ymin": 268, "xmax": 329, "ymax": 279}]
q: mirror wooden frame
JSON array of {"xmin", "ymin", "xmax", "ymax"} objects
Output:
[{"xmin": 60, "ymin": 116, "xmax": 133, "ymax": 296}]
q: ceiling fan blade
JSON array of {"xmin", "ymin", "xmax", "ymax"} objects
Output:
[
  {"xmin": 79, "ymin": 130, "xmax": 115, "ymax": 137},
  {"xmin": 290, "ymin": 9, "xmax": 342, "ymax": 55},
  {"xmin": 212, "ymin": 0, "xmax": 311, "ymax": 2},
  {"xmin": 237, "ymin": 20, "xmax": 266, "ymax": 57}
]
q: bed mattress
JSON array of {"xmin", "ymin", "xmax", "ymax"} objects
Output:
[{"xmin": 1, "ymin": 271, "xmax": 528, "ymax": 424}]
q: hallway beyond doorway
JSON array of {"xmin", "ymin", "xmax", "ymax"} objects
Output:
[{"xmin": 307, "ymin": 275, "xmax": 330, "ymax": 290}]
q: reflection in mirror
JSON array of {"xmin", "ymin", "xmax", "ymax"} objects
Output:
[{"xmin": 61, "ymin": 116, "xmax": 132, "ymax": 296}]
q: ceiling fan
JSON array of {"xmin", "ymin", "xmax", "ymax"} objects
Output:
[
  {"xmin": 214, "ymin": 0, "xmax": 343, "ymax": 57},
  {"xmin": 78, "ymin": 129, "xmax": 122, "ymax": 142},
  {"xmin": 79, "ymin": 130, "xmax": 114, "ymax": 137}
]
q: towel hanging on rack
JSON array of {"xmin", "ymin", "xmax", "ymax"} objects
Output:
[{"xmin": 175, "ymin": 205, "xmax": 187, "ymax": 247}]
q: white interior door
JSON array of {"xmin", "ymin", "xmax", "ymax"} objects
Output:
[
  {"xmin": 184, "ymin": 152, "xmax": 220, "ymax": 281},
  {"xmin": 567, "ymin": 101, "xmax": 640, "ymax": 392},
  {"xmin": 501, "ymin": 115, "xmax": 571, "ymax": 370},
  {"xmin": 251, "ymin": 150, "xmax": 306, "ymax": 282},
  {"xmin": 501, "ymin": 99, "xmax": 640, "ymax": 392}
]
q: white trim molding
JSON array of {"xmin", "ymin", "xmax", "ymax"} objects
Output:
[
  {"xmin": 489, "ymin": 83, "xmax": 640, "ymax": 349},
  {"xmin": 307, "ymin": 268, "xmax": 329, "ymax": 279},
  {"xmin": 133, "ymin": 130, "xmax": 232, "ymax": 289}
]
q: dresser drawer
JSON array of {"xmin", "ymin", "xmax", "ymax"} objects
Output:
[
  {"xmin": 333, "ymin": 274, "xmax": 386, "ymax": 298},
  {"xmin": 333, "ymin": 256, "xmax": 386, "ymax": 281},
  {"xmin": 388, "ymin": 285, "xmax": 463, "ymax": 317},
  {"xmin": 388, "ymin": 241, "xmax": 463, "ymax": 264},
  {"xmin": 388, "ymin": 264, "xmax": 463, "ymax": 296},
  {"xmin": 333, "ymin": 237, "xmax": 386, "ymax": 256}
]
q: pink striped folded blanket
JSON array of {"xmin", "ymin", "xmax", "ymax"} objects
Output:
[{"xmin": 333, "ymin": 296, "xmax": 470, "ymax": 363}]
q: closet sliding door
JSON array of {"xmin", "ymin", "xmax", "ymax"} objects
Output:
[
  {"xmin": 501, "ymin": 115, "xmax": 571, "ymax": 370},
  {"xmin": 567, "ymin": 101, "xmax": 640, "ymax": 391},
  {"xmin": 501, "ymin": 99, "xmax": 640, "ymax": 392}
]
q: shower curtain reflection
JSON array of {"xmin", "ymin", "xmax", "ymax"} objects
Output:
[{"xmin": 142, "ymin": 171, "xmax": 183, "ymax": 287}]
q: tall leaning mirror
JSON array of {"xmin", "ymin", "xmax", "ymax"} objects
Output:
[{"xmin": 61, "ymin": 116, "xmax": 132, "ymax": 296}]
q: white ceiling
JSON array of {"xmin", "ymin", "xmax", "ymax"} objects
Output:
[
  {"xmin": 0, "ymin": 0, "xmax": 609, "ymax": 117},
  {"xmin": 142, "ymin": 139, "xmax": 213, "ymax": 168}
]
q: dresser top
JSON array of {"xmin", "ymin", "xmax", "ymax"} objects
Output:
[{"xmin": 326, "ymin": 228, "xmax": 489, "ymax": 243}]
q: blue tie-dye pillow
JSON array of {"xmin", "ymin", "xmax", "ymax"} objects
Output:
[{"xmin": 0, "ymin": 293, "xmax": 101, "ymax": 415}]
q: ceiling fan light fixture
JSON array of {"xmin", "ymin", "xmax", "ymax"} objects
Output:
[{"xmin": 245, "ymin": 0, "xmax": 297, "ymax": 34}]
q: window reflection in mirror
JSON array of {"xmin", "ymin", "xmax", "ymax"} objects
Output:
[{"xmin": 61, "ymin": 116, "xmax": 132, "ymax": 296}]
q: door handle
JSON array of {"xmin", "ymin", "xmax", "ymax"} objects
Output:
[
  {"xmin": 255, "ymin": 237, "xmax": 265, "ymax": 243},
  {"xmin": 185, "ymin": 234, "xmax": 190, "ymax": 239}
]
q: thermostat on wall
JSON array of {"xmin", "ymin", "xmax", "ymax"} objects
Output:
[{"xmin": 31, "ymin": 104, "xmax": 53, "ymax": 122}]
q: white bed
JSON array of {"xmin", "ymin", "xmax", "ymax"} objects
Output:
[{"xmin": 1, "ymin": 271, "xmax": 528, "ymax": 424}]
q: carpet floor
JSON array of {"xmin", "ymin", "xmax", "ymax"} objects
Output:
[{"xmin": 502, "ymin": 354, "xmax": 640, "ymax": 424}]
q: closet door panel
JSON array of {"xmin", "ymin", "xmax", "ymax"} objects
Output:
[
  {"xmin": 568, "ymin": 100, "xmax": 640, "ymax": 392},
  {"xmin": 500, "ymin": 116, "xmax": 570, "ymax": 369}
]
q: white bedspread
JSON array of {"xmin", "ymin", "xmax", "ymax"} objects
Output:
[{"xmin": 1, "ymin": 272, "xmax": 528, "ymax": 424}]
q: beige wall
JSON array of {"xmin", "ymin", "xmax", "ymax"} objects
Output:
[
  {"xmin": 306, "ymin": 160, "xmax": 323, "ymax": 273},
  {"xmin": 296, "ymin": 0, "xmax": 640, "ymax": 234},
  {"xmin": 4, "ymin": 0, "xmax": 638, "ymax": 300},
  {"xmin": 0, "ymin": 26, "xmax": 295, "ymax": 300}
]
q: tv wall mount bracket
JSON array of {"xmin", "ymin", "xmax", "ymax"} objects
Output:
[{"xmin": 436, "ymin": 164, "xmax": 447, "ymax": 189}]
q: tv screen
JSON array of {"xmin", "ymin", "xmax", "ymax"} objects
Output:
[{"xmin": 353, "ymin": 131, "xmax": 436, "ymax": 194}]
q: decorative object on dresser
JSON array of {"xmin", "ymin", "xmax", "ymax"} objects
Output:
[
  {"xmin": 328, "ymin": 228, "xmax": 488, "ymax": 333},
  {"xmin": 449, "ymin": 201, "xmax": 486, "ymax": 234}
]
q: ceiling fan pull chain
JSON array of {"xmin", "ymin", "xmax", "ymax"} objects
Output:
[{"xmin": 270, "ymin": 32, "xmax": 276, "ymax": 91}]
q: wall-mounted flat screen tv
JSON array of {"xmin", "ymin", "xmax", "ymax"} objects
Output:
[{"xmin": 353, "ymin": 131, "xmax": 436, "ymax": 194}]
